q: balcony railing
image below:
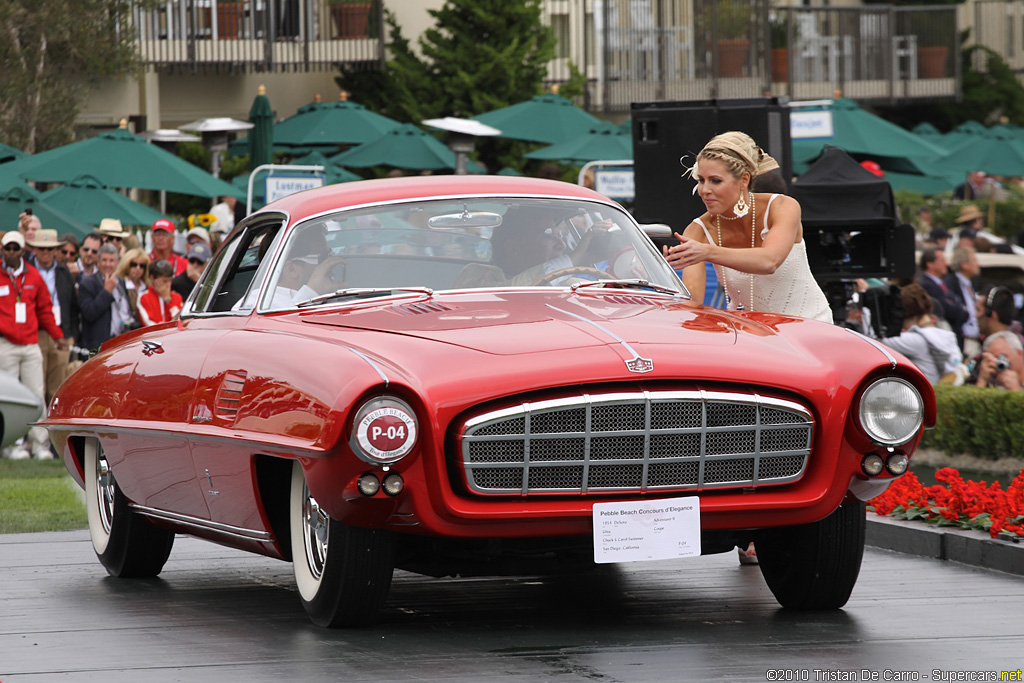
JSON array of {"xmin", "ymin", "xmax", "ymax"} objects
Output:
[
  {"xmin": 544, "ymin": 1, "xmax": 960, "ymax": 114},
  {"xmin": 133, "ymin": 0, "xmax": 384, "ymax": 72}
]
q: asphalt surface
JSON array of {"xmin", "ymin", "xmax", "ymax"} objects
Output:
[{"xmin": 1, "ymin": 520, "xmax": 1022, "ymax": 683}]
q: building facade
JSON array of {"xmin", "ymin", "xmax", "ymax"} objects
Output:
[{"xmin": 80, "ymin": 0, "xmax": 978, "ymax": 135}]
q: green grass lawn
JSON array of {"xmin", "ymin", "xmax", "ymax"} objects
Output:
[{"xmin": 0, "ymin": 458, "xmax": 87, "ymax": 534}]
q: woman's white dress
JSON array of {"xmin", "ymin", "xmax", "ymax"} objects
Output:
[{"xmin": 693, "ymin": 194, "xmax": 832, "ymax": 323}]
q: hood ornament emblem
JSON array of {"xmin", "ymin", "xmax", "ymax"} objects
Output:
[
  {"xmin": 545, "ymin": 304, "xmax": 656, "ymax": 375},
  {"xmin": 625, "ymin": 356, "xmax": 654, "ymax": 373}
]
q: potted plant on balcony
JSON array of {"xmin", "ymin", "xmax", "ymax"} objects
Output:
[
  {"xmin": 769, "ymin": 14, "xmax": 789, "ymax": 82},
  {"xmin": 703, "ymin": 0, "xmax": 752, "ymax": 77},
  {"xmin": 216, "ymin": 0, "xmax": 243, "ymax": 40},
  {"xmin": 910, "ymin": 12, "xmax": 953, "ymax": 79},
  {"xmin": 330, "ymin": 0, "xmax": 374, "ymax": 39}
]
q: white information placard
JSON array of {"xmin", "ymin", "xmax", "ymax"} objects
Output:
[
  {"xmin": 593, "ymin": 498, "xmax": 701, "ymax": 563},
  {"xmin": 790, "ymin": 109, "xmax": 834, "ymax": 140},
  {"xmin": 595, "ymin": 168, "xmax": 635, "ymax": 200},
  {"xmin": 264, "ymin": 174, "xmax": 325, "ymax": 203}
]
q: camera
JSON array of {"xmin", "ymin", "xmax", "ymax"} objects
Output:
[{"xmin": 996, "ymin": 354, "xmax": 1011, "ymax": 373}]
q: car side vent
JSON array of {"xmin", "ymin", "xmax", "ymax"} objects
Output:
[
  {"xmin": 393, "ymin": 301, "xmax": 454, "ymax": 315},
  {"xmin": 215, "ymin": 370, "xmax": 247, "ymax": 418}
]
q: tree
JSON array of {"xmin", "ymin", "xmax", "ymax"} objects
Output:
[
  {"xmin": 0, "ymin": 0, "xmax": 142, "ymax": 154},
  {"xmin": 336, "ymin": 0, "xmax": 557, "ymax": 171}
]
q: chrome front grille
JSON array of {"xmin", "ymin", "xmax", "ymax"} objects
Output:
[{"xmin": 459, "ymin": 390, "xmax": 813, "ymax": 495}]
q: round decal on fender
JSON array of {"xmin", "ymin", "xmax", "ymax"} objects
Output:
[{"xmin": 356, "ymin": 406, "xmax": 416, "ymax": 461}]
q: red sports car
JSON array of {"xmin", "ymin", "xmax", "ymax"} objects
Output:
[{"xmin": 45, "ymin": 176, "xmax": 935, "ymax": 627}]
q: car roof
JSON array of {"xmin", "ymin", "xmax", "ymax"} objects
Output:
[
  {"xmin": 256, "ymin": 175, "xmax": 613, "ymax": 220},
  {"xmin": 977, "ymin": 251, "xmax": 1024, "ymax": 269}
]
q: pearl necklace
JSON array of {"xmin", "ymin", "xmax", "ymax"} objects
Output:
[{"xmin": 715, "ymin": 191, "xmax": 756, "ymax": 311}]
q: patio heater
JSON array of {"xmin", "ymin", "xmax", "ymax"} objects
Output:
[
  {"xmin": 179, "ymin": 117, "xmax": 254, "ymax": 178},
  {"xmin": 422, "ymin": 117, "xmax": 501, "ymax": 175},
  {"xmin": 140, "ymin": 129, "xmax": 201, "ymax": 214}
]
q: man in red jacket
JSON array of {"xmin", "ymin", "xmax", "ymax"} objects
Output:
[{"xmin": 0, "ymin": 231, "xmax": 67, "ymax": 459}]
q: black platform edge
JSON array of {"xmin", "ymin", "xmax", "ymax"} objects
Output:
[{"xmin": 866, "ymin": 515, "xmax": 1024, "ymax": 576}]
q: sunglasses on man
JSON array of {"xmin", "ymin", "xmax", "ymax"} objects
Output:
[
  {"xmin": 61, "ymin": 249, "xmax": 78, "ymax": 257},
  {"xmin": 3, "ymin": 243, "xmax": 22, "ymax": 252}
]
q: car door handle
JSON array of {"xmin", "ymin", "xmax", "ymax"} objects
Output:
[{"xmin": 141, "ymin": 340, "xmax": 163, "ymax": 356}]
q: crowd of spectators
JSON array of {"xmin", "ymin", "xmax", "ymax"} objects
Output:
[
  {"xmin": 844, "ymin": 213, "xmax": 1024, "ymax": 392},
  {"xmin": 1, "ymin": 211, "xmax": 216, "ymax": 459}
]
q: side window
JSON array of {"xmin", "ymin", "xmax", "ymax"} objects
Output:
[{"xmin": 186, "ymin": 216, "xmax": 286, "ymax": 315}]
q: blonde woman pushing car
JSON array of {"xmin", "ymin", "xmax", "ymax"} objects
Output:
[{"xmin": 663, "ymin": 131, "xmax": 832, "ymax": 324}]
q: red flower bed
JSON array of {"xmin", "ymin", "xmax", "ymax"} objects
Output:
[{"xmin": 868, "ymin": 467, "xmax": 1024, "ymax": 539}]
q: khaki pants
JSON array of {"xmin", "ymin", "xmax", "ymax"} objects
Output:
[
  {"xmin": 0, "ymin": 336, "xmax": 49, "ymax": 454},
  {"xmin": 39, "ymin": 330, "xmax": 71, "ymax": 405}
]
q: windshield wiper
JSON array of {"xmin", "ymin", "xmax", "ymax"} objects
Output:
[
  {"xmin": 571, "ymin": 279, "xmax": 682, "ymax": 296},
  {"xmin": 295, "ymin": 286, "xmax": 433, "ymax": 308}
]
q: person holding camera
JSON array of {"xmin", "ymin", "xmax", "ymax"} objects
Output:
[
  {"xmin": 968, "ymin": 286, "xmax": 1024, "ymax": 390},
  {"xmin": 662, "ymin": 131, "xmax": 831, "ymax": 323},
  {"xmin": 970, "ymin": 331, "xmax": 1023, "ymax": 390}
]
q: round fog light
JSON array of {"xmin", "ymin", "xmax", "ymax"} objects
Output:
[
  {"xmin": 861, "ymin": 454, "xmax": 885, "ymax": 477},
  {"xmin": 886, "ymin": 453, "xmax": 909, "ymax": 475},
  {"xmin": 382, "ymin": 472, "xmax": 404, "ymax": 496},
  {"xmin": 357, "ymin": 473, "xmax": 381, "ymax": 496}
]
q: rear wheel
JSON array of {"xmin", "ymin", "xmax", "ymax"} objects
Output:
[
  {"xmin": 755, "ymin": 498, "xmax": 866, "ymax": 610},
  {"xmin": 84, "ymin": 439, "xmax": 174, "ymax": 578},
  {"xmin": 290, "ymin": 461, "xmax": 395, "ymax": 627}
]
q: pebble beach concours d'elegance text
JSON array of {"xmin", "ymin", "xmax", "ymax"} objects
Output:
[{"xmin": 765, "ymin": 669, "xmax": 1022, "ymax": 681}]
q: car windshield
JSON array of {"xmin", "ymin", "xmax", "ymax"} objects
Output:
[{"xmin": 260, "ymin": 197, "xmax": 686, "ymax": 310}]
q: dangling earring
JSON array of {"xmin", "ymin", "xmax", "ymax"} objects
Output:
[{"xmin": 733, "ymin": 191, "xmax": 750, "ymax": 218}]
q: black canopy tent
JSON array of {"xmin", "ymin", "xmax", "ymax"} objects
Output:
[{"xmin": 790, "ymin": 146, "xmax": 915, "ymax": 282}]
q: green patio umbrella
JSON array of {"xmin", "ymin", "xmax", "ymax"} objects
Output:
[
  {"xmin": 329, "ymin": 124, "xmax": 485, "ymax": 173},
  {"xmin": 930, "ymin": 126, "xmax": 1024, "ymax": 177},
  {"xmin": 39, "ymin": 174, "xmax": 170, "ymax": 227},
  {"xmin": 911, "ymin": 122, "xmax": 942, "ymax": 138},
  {"xmin": 940, "ymin": 120, "xmax": 987, "ymax": 149},
  {"xmin": 288, "ymin": 151, "xmax": 362, "ymax": 183},
  {"xmin": 272, "ymin": 96, "xmax": 401, "ymax": 147},
  {"xmin": 0, "ymin": 143, "xmax": 26, "ymax": 164},
  {"xmin": 0, "ymin": 185, "xmax": 93, "ymax": 237},
  {"xmin": 0, "ymin": 161, "xmax": 29, "ymax": 193},
  {"xmin": 791, "ymin": 98, "xmax": 954, "ymax": 185},
  {"xmin": 878, "ymin": 169, "xmax": 954, "ymax": 196},
  {"xmin": 9, "ymin": 126, "xmax": 243, "ymax": 199},
  {"xmin": 248, "ymin": 85, "xmax": 275, "ymax": 169},
  {"xmin": 792, "ymin": 99, "xmax": 950, "ymax": 171},
  {"xmin": 524, "ymin": 121, "xmax": 633, "ymax": 163},
  {"xmin": 497, "ymin": 166, "xmax": 523, "ymax": 176},
  {"xmin": 472, "ymin": 93, "xmax": 601, "ymax": 145}
]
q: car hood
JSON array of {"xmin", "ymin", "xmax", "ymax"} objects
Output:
[
  {"xmin": 294, "ymin": 291, "xmax": 873, "ymax": 380},
  {"xmin": 299, "ymin": 291, "xmax": 739, "ymax": 354}
]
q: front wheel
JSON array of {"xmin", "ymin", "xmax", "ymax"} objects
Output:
[
  {"xmin": 290, "ymin": 461, "xmax": 396, "ymax": 627},
  {"xmin": 754, "ymin": 498, "xmax": 866, "ymax": 610},
  {"xmin": 84, "ymin": 439, "xmax": 174, "ymax": 578}
]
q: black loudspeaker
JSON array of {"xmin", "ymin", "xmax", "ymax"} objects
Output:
[{"xmin": 631, "ymin": 98, "xmax": 791, "ymax": 240}]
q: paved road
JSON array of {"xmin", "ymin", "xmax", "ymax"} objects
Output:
[{"xmin": 2, "ymin": 529, "xmax": 1022, "ymax": 682}]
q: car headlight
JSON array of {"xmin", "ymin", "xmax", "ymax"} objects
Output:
[
  {"xmin": 350, "ymin": 397, "xmax": 418, "ymax": 465},
  {"xmin": 858, "ymin": 378, "xmax": 924, "ymax": 446}
]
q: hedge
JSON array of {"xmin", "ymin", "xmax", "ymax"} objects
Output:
[{"xmin": 920, "ymin": 384, "xmax": 1024, "ymax": 459}]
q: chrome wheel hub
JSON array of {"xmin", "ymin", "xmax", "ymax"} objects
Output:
[
  {"xmin": 95, "ymin": 450, "xmax": 115, "ymax": 535},
  {"xmin": 302, "ymin": 485, "xmax": 329, "ymax": 581}
]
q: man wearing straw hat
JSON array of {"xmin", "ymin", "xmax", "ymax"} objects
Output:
[
  {"xmin": 27, "ymin": 228, "xmax": 79, "ymax": 404},
  {"xmin": 954, "ymin": 204, "xmax": 984, "ymax": 249}
]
